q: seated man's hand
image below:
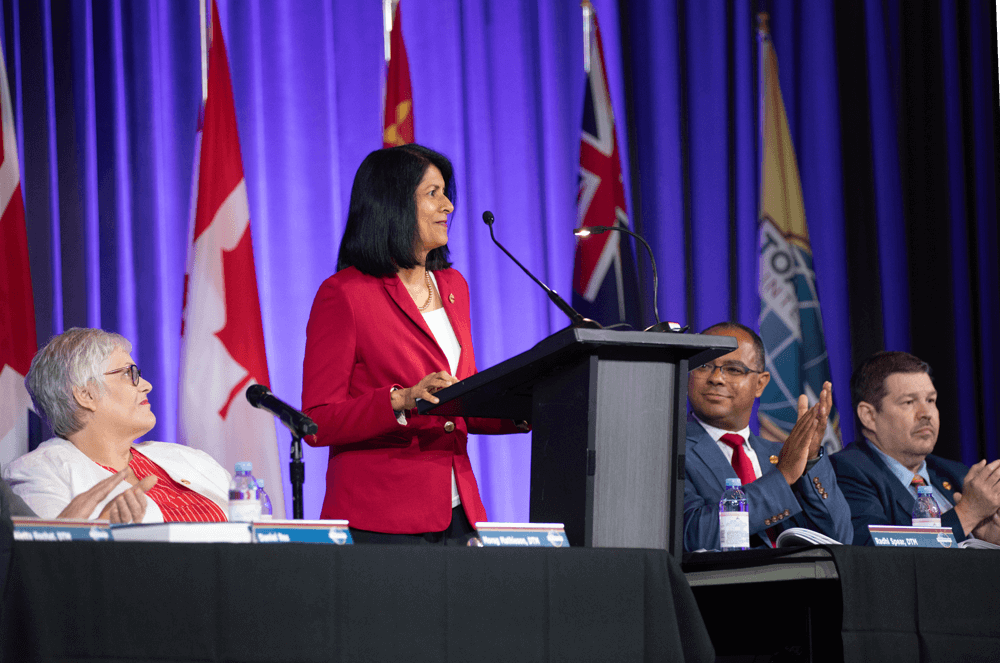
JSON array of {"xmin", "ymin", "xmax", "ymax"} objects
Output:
[
  {"xmin": 952, "ymin": 459, "xmax": 1000, "ymax": 536},
  {"xmin": 57, "ymin": 469, "xmax": 131, "ymax": 519},
  {"xmin": 98, "ymin": 475, "xmax": 158, "ymax": 524},
  {"xmin": 795, "ymin": 381, "xmax": 832, "ymax": 459},
  {"xmin": 778, "ymin": 397, "xmax": 827, "ymax": 485},
  {"xmin": 971, "ymin": 510, "xmax": 1000, "ymax": 545}
]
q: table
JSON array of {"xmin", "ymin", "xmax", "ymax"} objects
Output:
[
  {"xmin": 1, "ymin": 541, "xmax": 714, "ymax": 663},
  {"xmin": 683, "ymin": 545, "xmax": 1000, "ymax": 662}
]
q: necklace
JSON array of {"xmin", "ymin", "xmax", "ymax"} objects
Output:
[{"xmin": 418, "ymin": 269, "xmax": 434, "ymax": 311}]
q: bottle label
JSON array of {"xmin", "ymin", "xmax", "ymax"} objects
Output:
[
  {"xmin": 719, "ymin": 511, "xmax": 750, "ymax": 550},
  {"xmin": 912, "ymin": 518, "xmax": 942, "ymax": 528},
  {"xmin": 229, "ymin": 501, "xmax": 262, "ymax": 522}
]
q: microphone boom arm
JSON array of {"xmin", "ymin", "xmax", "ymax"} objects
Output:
[{"xmin": 483, "ymin": 211, "xmax": 600, "ymax": 329}]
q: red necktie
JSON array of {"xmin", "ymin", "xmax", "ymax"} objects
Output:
[
  {"xmin": 720, "ymin": 433, "xmax": 756, "ymax": 486},
  {"xmin": 910, "ymin": 475, "xmax": 925, "ymax": 488},
  {"xmin": 721, "ymin": 433, "xmax": 776, "ymax": 545}
]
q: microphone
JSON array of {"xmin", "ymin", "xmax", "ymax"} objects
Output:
[
  {"xmin": 483, "ymin": 211, "xmax": 601, "ymax": 329},
  {"xmin": 246, "ymin": 384, "xmax": 318, "ymax": 438},
  {"xmin": 574, "ymin": 224, "xmax": 688, "ymax": 333}
]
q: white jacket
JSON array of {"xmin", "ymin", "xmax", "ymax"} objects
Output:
[{"xmin": 2, "ymin": 437, "xmax": 231, "ymax": 521}]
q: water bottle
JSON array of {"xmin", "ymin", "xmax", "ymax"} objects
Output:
[
  {"xmin": 911, "ymin": 485, "xmax": 942, "ymax": 527},
  {"xmin": 719, "ymin": 478, "xmax": 749, "ymax": 551},
  {"xmin": 257, "ymin": 478, "xmax": 273, "ymax": 520},
  {"xmin": 228, "ymin": 461, "xmax": 262, "ymax": 522}
]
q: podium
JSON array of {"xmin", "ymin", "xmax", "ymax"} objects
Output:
[{"xmin": 419, "ymin": 327, "xmax": 736, "ymax": 557}]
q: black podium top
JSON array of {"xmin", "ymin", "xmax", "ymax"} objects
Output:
[{"xmin": 418, "ymin": 326, "xmax": 736, "ymax": 420}]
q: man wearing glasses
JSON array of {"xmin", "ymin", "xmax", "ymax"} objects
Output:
[{"xmin": 683, "ymin": 322, "xmax": 852, "ymax": 551}]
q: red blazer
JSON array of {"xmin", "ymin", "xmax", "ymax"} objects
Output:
[{"xmin": 302, "ymin": 266, "xmax": 518, "ymax": 533}]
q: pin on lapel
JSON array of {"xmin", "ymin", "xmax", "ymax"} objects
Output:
[{"xmin": 769, "ymin": 455, "xmax": 779, "ymax": 465}]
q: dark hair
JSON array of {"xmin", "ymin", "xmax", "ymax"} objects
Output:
[
  {"xmin": 701, "ymin": 321, "xmax": 766, "ymax": 371},
  {"xmin": 337, "ymin": 144, "xmax": 455, "ymax": 276},
  {"xmin": 851, "ymin": 351, "xmax": 932, "ymax": 418}
]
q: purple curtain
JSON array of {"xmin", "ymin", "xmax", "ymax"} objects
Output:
[{"xmin": 5, "ymin": 0, "xmax": 998, "ymax": 519}]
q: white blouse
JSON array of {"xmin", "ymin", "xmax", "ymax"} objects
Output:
[{"xmin": 423, "ymin": 272, "xmax": 463, "ymax": 508}]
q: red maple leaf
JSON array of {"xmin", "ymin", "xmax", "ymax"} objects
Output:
[{"xmin": 214, "ymin": 224, "xmax": 270, "ymax": 419}]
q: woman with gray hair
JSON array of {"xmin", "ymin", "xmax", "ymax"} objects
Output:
[{"xmin": 3, "ymin": 328, "xmax": 231, "ymax": 523}]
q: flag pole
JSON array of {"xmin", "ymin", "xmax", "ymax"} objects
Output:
[
  {"xmin": 383, "ymin": 0, "xmax": 396, "ymax": 63},
  {"xmin": 756, "ymin": 12, "xmax": 769, "ymax": 192},
  {"xmin": 581, "ymin": 0, "xmax": 592, "ymax": 74},
  {"xmin": 199, "ymin": 0, "xmax": 209, "ymax": 106}
]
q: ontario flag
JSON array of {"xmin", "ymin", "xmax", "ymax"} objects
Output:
[
  {"xmin": 179, "ymin": 1, "xmax": 284, "ymax": 514},
  {"xmin": 0, "ymin": 38, "xmax": 37, "ymax": 470},
  {"xmin": 572, "ymin": 9, "xmax": 641, "ymax": 329},
  {"xmin": 756, "ymin": 14, "xmax": 841, "ymax": 453},
  {"xmin": 382, "ymin": 1, "xmax": 414, "ymax": 147}
]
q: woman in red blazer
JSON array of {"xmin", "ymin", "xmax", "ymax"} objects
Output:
[{"xmin": 302, "ymin": 144, "xmax": 522, "ymax": 544}]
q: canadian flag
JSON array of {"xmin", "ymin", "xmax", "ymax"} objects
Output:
[
  {"xmin": 179, "ymin": 1, "xmax": 284, "ymax": 515},
  {"xmin": 0, "ymin": 39, "xmax": 37, "ymax": 470}
]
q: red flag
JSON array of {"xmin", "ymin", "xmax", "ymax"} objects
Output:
[
  {"xmin": 382, "ymin": 2, "xmax": 414, "ymax": 147},
  {"xmin": 0, "ymin": 39, "xmax": 37, "ymax": 469},
  {"xmin": 179, "ymin": 1, "xmax": 284, "ymax": 514}
]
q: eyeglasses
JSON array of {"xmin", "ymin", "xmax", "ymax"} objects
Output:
[
  {"xmin": 690, "ymin": 362, "xmax": 763, "ymax": 379},
  {"xmin": 104, "ymin": 364, "xmax": 142, "ymax": 387}
]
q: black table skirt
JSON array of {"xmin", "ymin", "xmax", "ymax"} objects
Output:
[
  {"xmin": 1, "ymin": 541, "xmax": 714, "ymax": 663},
  {"xmin": 831, "ymin": 546, "xmax": 1000, "ymax": 662},
  {"xmin": 683, "ymin": 545, "xmax": 1000, "ymax": 663}
]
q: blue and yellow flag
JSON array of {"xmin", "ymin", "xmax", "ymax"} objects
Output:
[{"xmin": 756, "ymin": 14, "xmax": 841, "ymax": 452}]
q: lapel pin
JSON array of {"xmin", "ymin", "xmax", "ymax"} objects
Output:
[
  {"xmin": 942, "ymin": 481, "xmax": 952, "ymax": 490},
  {"xmin": 769, "ymin": 455, "xmax": 779, "ymax": 465},
  {"xmin": 448, "ymin": 293, "xmax": 455, "ymax": 303}
]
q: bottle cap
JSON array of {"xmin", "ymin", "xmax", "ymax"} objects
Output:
[
  {"xmin": 917, "ymin": 485, "xmax": 934, "ymax": 495},
  {"xmin": 725, "ymin": 478, "xmax": 742, "ymax": 487},
  {"xmin": 235, "ymin": 461, "xmax": 253, "ymax": 472},
  {"xmin": 257, "ymin": 478, "xmax": 265, "ymax": 488}
]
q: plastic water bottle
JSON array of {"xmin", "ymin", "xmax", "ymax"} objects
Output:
[
  {"xmin": 911, "ymin": 485, "xmax": 942, "ymax": 527},
  {"xmin": 228, "ymin": 461, "xmax": 262, "ymax": 522},
  {"xmin": 257, "ymin": 478, "xmax": 273, "ymax": 520},
  {"xmin": 719, "ymin": 478, "xmax": 749, "ymax": 551}
]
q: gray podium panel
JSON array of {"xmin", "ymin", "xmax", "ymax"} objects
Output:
[{"xmin": 591, "ymin": 358, "xmax": 675, "ymax": 548}]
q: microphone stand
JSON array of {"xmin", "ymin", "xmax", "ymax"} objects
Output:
[
  {"xmin": 290, "ymin": 434, "xmax": 304, "ymax": 519},
  {"xmin": 574, "ymin": 224, "xmax": 688, "ymax": 333}
]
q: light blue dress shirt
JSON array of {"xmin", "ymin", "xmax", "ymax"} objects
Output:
[{"xmin": 870, "ymin": 444, "xmax": 953, "ymax": 513}]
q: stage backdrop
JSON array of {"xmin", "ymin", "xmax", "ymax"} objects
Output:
[{"xmin": 3, "ymin": 0, "xmax": 997, "ymax": 519}]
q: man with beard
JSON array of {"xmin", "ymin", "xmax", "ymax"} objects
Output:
[
  {"xmin": 683, "ymin": 322, "xmax": 852, "ymax": 551},
  {"xmin": 831, "ymin": 351, "xmax": 1000, "ymax": 545}
]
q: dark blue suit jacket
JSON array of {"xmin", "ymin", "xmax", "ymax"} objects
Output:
[
  {"xmin": 830, "ymin": 438, "xmax": 970, "ymax": 545},
  {"xmin": 683, "ymin": 419, "xmax": 853, "ymax": 551}
]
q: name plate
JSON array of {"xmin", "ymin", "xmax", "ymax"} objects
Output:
[
  {"xmin": 869, "ymin": 525, "xmax": 956, "ymax": 548},
  {"xmin": 474, "ymin": 522, "xmax": 568, "ymax": 547},
  {"xmin": 253, "ymin": 519, "xmax": 353, "ymax": 544},
  {"xmin": 13, "ymin": 517, "xmax": 111, "ymax": 542}
]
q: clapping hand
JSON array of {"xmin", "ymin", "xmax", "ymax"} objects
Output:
[
  {"xmin": 777, "ymin": 381, "xmax": 832, "ymax": 485},
  {"xmin": 56, "ymin": 468, "xmax": 157, "ymax": 523},
  {"xmin": 952, "ymin": 459, "xmax": 1000, "ymax": 537},
  {"xmin": 99, "ymin": 474, "xmax": 158, "ymax": 524}
]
